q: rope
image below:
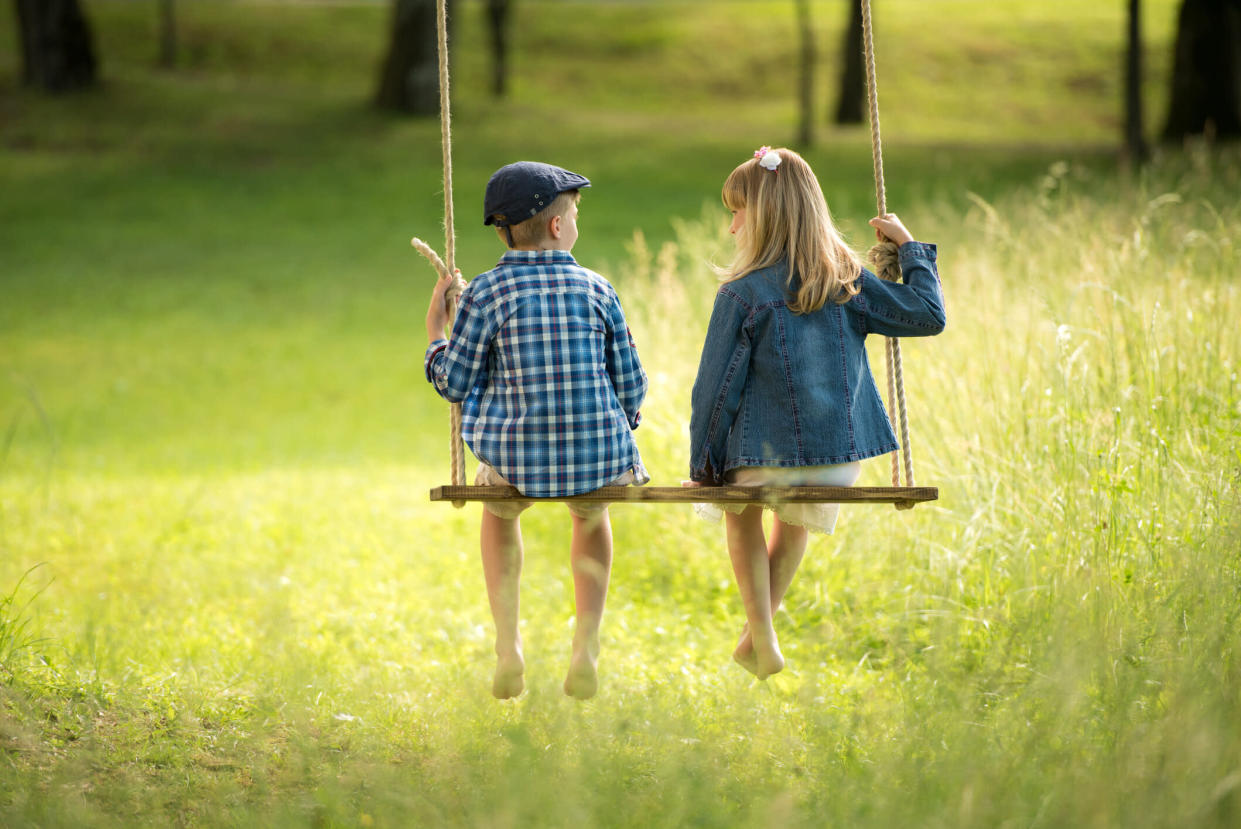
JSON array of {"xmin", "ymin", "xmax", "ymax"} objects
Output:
[
  {"xmin": 435, "ymin": 0, "xmax": 467, "ymax": 498},
  {"xmin": 860, "ymin": 0, "xmax": 915, "ymax": 505},
  {"xmin": 410, "ymin": 0, "xmax": 468, "ymax": 507}
]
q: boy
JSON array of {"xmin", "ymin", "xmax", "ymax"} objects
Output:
[{"xmin": 424, "ymin": 161, "xmax": 648, "ymax": 700}]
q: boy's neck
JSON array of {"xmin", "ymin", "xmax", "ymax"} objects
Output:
[{"xmin": 509, "ymin": 242, "xmax": 573, "ymax": 253}]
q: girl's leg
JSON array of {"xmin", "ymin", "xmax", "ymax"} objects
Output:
[
  {"xmin": 564, "ymin": 508, "xmax": 613, "ymax": 699},
  {"xmin": 480, "ymin": 509, "xmax": 525, "ymax": 699},
  {"xmin": 734, "ymin": 516, "xmax": 809, "ymax": 671},
  {"xmin": 725, "ymin": 506, "xmax": 784, "ymax": 679}
]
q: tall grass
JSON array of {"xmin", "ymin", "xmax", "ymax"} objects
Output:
[
  {"xmin": 0, "ymin": 565, "xmax": 49, "ymax": 679},
  {"xmin": 2, "ymin": 151, "xmax": 1239, "ymax": 827}
]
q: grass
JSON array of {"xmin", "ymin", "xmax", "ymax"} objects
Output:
[{"xmin": 3, "ymin": 1, "xmax": 1240, "ymax": 826}]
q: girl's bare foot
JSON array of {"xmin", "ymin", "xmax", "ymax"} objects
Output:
[
  {"xmin": 733, "ymin": 625, "xmax": 759, "ymax": 676},
  {"xmin": 750, "ymin": 631, "xmax": 784, "ymax": 680},
  {"xmin": 754, "ymin": 645, "xmax": 784, "ymax": 680},
  {"xmin": 492, "ymin": 650, "xmax": 525, "ymax": 699}
]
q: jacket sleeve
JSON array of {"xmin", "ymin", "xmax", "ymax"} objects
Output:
[
  {"xmin": 604, "ymin": 291, "xmax": 647, "ymax": 429},
  {"xmin": 689, "ymin": 287, "xmax": 752, "ymax": 483},
  {"xmin": 853, "ymin": 241, "xmax": 946, "ymax": 337},
  {"xmin": 423, "ymin": 286, "xmax": 493, "ymax": 404}
]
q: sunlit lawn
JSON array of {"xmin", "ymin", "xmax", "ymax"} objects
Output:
[{"xmin": 3, "ymin": 2, "xmax": 1240, "ymax": 827}]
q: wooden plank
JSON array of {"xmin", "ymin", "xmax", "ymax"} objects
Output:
[{"xmin": 430, "ymin": 485, "xmax": 937, "ymax": 505}]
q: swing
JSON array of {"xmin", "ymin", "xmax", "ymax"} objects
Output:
[{"xmin": 415, "ymin": 0, "xmax": 936, "ymax": 511}]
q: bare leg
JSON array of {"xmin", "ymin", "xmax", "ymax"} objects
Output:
[
  {"xmin": 725, "ymin": 506, "xmax": 783, "ymax": 679},
  {"xmin": 735, "ymin": 516, "xmax": 809, "ymax": 673},
  {"xmin": 480, "ymin": 509, "xmax": 525, "ymax": 699},
  {"xmin": 564, "ymin": 509, "xmax": 612, "ymax": 699}
]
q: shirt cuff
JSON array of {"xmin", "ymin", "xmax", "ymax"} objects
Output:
[
  {"xmin": 898, "ymin": 241, "xmax": 937, "ymax": 264},
  {"xmin": 424, "ymin": 339, "xmax": 448, "ymax": 383}
]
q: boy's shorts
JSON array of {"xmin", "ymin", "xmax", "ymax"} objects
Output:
[{"xmin": 475, "ymin": 462, "xmax": 650, "ymax": 520}]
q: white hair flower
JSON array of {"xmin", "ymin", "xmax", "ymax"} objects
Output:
[{"xmin": 755, "ymin": 147, "xmax": 782, "ymax": 171}]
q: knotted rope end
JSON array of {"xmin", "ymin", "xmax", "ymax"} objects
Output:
[
  {"xmin": 412, "ymin": 236, "xmax": 467, "ymax": 302},
  {"xmin": 867, "ymin": 240, "xmax": 902, "ymax": 282},
  {"xmin": 411, "ymin": 237, "xmax": 448, "ymax": 278}
]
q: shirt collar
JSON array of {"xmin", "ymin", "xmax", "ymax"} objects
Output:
[{"xmin": 498, "ymin": 249, "xmax": 578, "ymax": 267}]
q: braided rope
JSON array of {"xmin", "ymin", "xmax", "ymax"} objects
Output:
[
  {"xmin": 861, "ymin": 0, "xmax": 915, "ymax": 504},
  {"xmin": 409, "ymin": 0, "xmax": 469, "ymax": 507},
  {"xmin": 435, "ymin": 0, "xmax": 467, "ymax": 497}
]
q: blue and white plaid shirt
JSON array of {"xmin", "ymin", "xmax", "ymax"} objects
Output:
[{"xmin": 425, "ymin": 249, "xmax": 647, "ymax": 498}]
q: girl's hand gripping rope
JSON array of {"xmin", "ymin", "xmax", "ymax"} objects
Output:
[
  {"xmin": 868, "ymin": 213, "xmax": 914, "ymax": 246},
  {"xmin": 866, "ymin": 213, "xmax": 913, "ymax": 282}
]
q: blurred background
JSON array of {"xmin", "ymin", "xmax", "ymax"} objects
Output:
[{"xmin": 3, "ymin": 0, "xmax": 1231, "ymax": 274}]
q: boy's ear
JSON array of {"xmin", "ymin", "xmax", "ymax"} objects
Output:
[{"xmin": 548, "ymin": 214, "xmax": 563, "ymax": 240}]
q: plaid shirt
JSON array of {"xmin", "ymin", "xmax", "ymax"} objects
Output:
[{"xmin": 425, "ymin": 249, "xmax": 646, "ymax": 497}]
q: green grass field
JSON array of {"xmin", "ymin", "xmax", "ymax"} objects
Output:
[{"xmin": 3, "ymin": 1, "xmax": 1241, "ymax": 826}]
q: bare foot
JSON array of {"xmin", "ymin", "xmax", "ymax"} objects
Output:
[
  {"xmin": 492, "ymin": 651, "xmax": 525, "ymax": 699},
  {"xmin": 754, "ymin": 646, "xmax": 784, "ymax": 680},
  {"xmin": 733, "ymin": 626, "xmax": 759, "ymax": 676},
  {"xmin": 563, "ymin": 641, "xmax": 600, "ymax": 700},
  {"xmin": 750, "ymin": 632, "xmax": 785, "ymax": 681}
]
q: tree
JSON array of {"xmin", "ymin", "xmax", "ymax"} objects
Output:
[
  {"xmin": 14, "ymin": 0, "xmax": 98, "ymax": 92},
  {"xmin": 1124, "ymin": 0, "xmax": 1150, "ymax": 162},
  {"xmin": 795, "ymin": 0, "xmax": 815, "ymax": 146},
  {"xmin": 158, "ymin": 0, "xmax": 177, "ymax": 69},
  {"xmin": 376, "ymin": 0, "xmax": 454, "ymax": 115},
  {"xmin": 486, "ymin": 0, "xmax": 511, "ymax": 98},
  {"xmin": 1162, "ymin": 0, "xmax": 1241, "ymax": 142},
  {"xmin": 833, "ymin": 0, "xmax": 865, "ymax": 125}
]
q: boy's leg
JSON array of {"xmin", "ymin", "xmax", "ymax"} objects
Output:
[
  {"xmin": 725, "ymin": 506, "xmax": 784, "ymax": 680},
  {"xmin": 480, "ymin": 508, "xmax": 525, "ymax": 699},
  {"xmin": 734, "ymin": 516, "xmax": 809, "ymax": 673},
  {"xmin": 563, "ymin": 508, "xmax": 613, "ymax": 699}
]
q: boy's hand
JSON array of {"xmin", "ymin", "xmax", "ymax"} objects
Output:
[
  {"xmin": 425, "ymin": 269, "xmax": 458, "ymax": 342},
  {"xmin": 869, "ymin": 213, "xmax": 915, "ymax": 246}
]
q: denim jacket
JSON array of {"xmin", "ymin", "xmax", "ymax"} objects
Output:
[{"xmin": 689, "ymin": 242, "xmax": 945, "ymax": 483}]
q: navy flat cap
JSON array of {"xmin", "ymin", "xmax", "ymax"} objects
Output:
[{"xmin": 483, "ymin": 161, "xmax": 591, "ymax": 227}]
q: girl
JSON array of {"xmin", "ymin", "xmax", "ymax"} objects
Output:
[{"xmin": 687, "ymin": 146, "xmax": 946, "ymax": 679}]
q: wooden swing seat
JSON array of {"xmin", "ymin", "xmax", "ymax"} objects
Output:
[{"xmin": 430, "ymin": 485, "xmax": 937, "ymax": 508}]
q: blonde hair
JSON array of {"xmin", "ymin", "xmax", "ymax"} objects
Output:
[
  {"xmin": 503, "ymin": 190, "xmax": 580, "ymax": 248},
  {"xmin": 721, "ymin": 148, "xmax": 862, "ymax": 312}
]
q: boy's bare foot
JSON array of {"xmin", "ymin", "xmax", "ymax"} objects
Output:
[
  {"xmin": 563, "ymin": 657, "xmax": 598, "ymax": 699},
  {"xmin": 492, "ymin": 651, "xmax": 525, "ymax": 699},
  {"xmin": 563, "ymin": 640, "xmax": 600, "ymax": 699}
]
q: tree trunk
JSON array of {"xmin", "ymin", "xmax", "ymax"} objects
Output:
[
  {"xmin": 834, "ymin": 0, "xmax": 865, "ymax": 125},
  {"xmin": 1161, "ymin": 0, "xmax": 1241, "ymax": 141},
  {"xmin": 14, "ymin": 0, "xmax": 98, "ymax": 92},
  {"xmin": 795, "ymin": 0, "xmax": 815, "ymax": 146},
  {"xmin": 158, "ymin": 0, "xmax": 177, "ymax": 69},
  {"xmin": 486, "ymin": 0, "xmax": 511, "ymax": 98},
  {"xmin": 376, "ymin": 0, "xmax": 453, "ymax": 115},
  {"xmin": 1124, "ymin": 0, "xmax": 1150, "ymax": 161}
]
